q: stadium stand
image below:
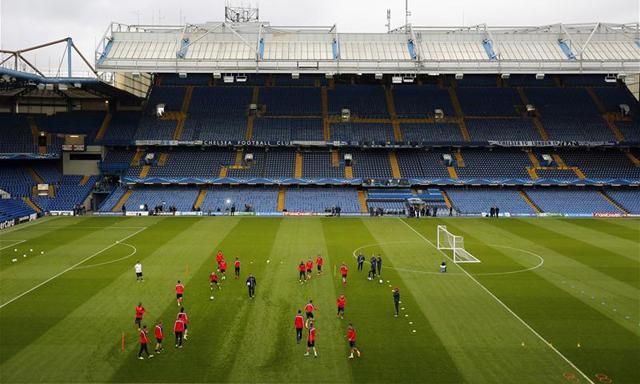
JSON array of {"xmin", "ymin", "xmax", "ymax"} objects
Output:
[
  {"xmin": 0, "ymin": 114, "xmax": 37, "ymax": 154},
  {"xmin": 455, "ymin": 150, "xmax": 530, "ymax": 179},
  {"xmin": 465, "ymin": 119, "xmax": 540, "ymax": 141},
  {"xmin": 0, "ymin": 198, "xmax": 36, "ymax": 221},
  {"xmin": 328, "ymin": 85, "xmax": 388, "ymax": 117},
  {"xmin": 260, "ymin": 87, "xmax": 322, "ymax": 116},
  {"xmin": 352, "ymin": 151, "xmax": 393, "ymax": 178},
  {"xmin": 456, "ymin": 88, "xmax": 521, "ymax": 116},
  {"xmin": 199, "ymin": 186, "xmax": 278, "ymax": 213},
  {"xmin": 392, "ymin": 85, "xmax": 454, "ymax": 118},
  {"xmin": 445, "ymin": 188, "xmax": 536, "ymax": 215},
  {"xmin": 284, "ymin": 187, "xmax": 360, "ymax": 213},
  {"xmin": 301, "ymin": 150, "xmax": 346, "ymax": 178},
  {"xmin": 331, "ymin": 123, "xmax": 395, "ymax": 143},
  {"xmin": 606, "ymin": 189, "xmax": 640, "ymax": 213},
  {"xmin": 401, "ymin": 123, "xmax": 463, "ymax": 143},
  {"xmin": 525, "ymin": 189, "xmax": 619, "ymax": 214}
]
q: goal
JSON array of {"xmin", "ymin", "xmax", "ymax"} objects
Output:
[{"xmin": 436, "ymin": 225, "xmax": 481, "ymax": 263}]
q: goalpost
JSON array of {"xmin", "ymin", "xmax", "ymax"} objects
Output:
[{"xmin": 436, "ymin": 225, "xmax": 481, "ymax": 263}]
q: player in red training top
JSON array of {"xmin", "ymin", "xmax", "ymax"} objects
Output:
[
  {"xmin": 177, "ymin": 307, "xmax": 189, "ymax": 340},
  {"xmin": 304, "ymin": 300, "xmax": 317, "ymax": 328},
  {"xmin": 174, "ymin": 317, "xmax": 185, "ymax": 348},
  {"xmin": 138, "ymin": 325, "xmax": 154, "ymax": 359},
  {"xmin": 315, "ymin": 255, "xmax": 324, "ymax": 275},
  {"xmin": 304, "ymin": 321, "xmax": 318, "ymax": 357},
  {"xmin": 219, "ymin": 260, "xmax": 227, "ymax": 280},
  {"xmin": 234, "ymin": 257, "xmax": 241, "ymax": 279},
  {"xmin": 175, "ymin": 280, "xmax": 185, "ymax": 306},
  {"xmin": 340, "ymin": 263, "xmax": 348, "ymax": 287},
  {"xmin": 216, "ymin": 250, "xmax": 224, "ymax": 265},
  {"xmin": 305, "ymin": 259, "xmax": 313, "ymax": 280},
  {"xmin": 154, "ymin": 320, "xmax": 164, "ymax": 354},
  {"xmin": 347, "ymin": 323, "xmax": 361, "ymax": 359},
  {"xmin": 294, "ymin": 310, "xmax": 305, "ymax": 344},
  {"xmin": 298, "ymin": 261, "xmax": 306, "ymax": 283},
  {"xmin": 337, "ymin": 295, "xmax": 346, "ymax": 319},
  {"xmin": 135, "ymin": 302, "xmax": 145, "ymax": 329},
  {"xmin": 209, "ymin": 271, "xmax": 220, "ymax": 290}
]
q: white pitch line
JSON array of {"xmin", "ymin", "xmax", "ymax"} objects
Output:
[
  {"xmin": 396, "ymin": 218, "xmax": 595, "ymax": 384},
  {"xmin": 0, "ymin": 227, "xmax": 147, "ymax": 310},
  {"xmin": 0, "ymin": 240, "xmax": 26, "ymax": 251},
  {"xmin": 73, "ymin": 242, "xmax": 137, "ymax": 270}
]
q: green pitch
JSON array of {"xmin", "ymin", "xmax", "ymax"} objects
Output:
[{"xmin": 0, "ymin": 216, "xmax": 638, "ymax": 383}]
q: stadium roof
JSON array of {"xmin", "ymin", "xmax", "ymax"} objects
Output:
[{"xmin": 95, "ymin": 21, "xmax": 640, "ymax": 75}]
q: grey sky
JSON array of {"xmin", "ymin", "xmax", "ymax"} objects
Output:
[{"xmin": 0, "ymin": 0, "xmax": 638, "ymax": 75}]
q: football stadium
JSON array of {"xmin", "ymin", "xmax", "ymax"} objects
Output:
[{"xmin": 0, "ymin": 2, "xmax": 639, "ymax": 383}]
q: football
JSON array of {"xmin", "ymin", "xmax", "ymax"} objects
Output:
[
  {"xmin": 379, "ymin": 279, "xmax": 383, "ymax": 284},
  {"xmin": 210, "ymin": 296, "xmax": 214, "ymax": 300}
]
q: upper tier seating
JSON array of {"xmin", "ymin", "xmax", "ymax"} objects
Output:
[
  {"xmin": 593, "ymin": 87, "xmax": 639, "ymax": 115},
  {"xmin": 525, "ymin": 88, "xmax": 600, "ymax": 117},
  {"xmin": 456, "ymin": 150, "xmax": 530, "ymax": 179},
  {"xmin": 396, "ymin": 151, "xmax": 450, "ymax": 178},
  {"xmin": 260, "ymin": 87, "xmax": 321, "ymax": 115},
  {"xmin": 148, "ymin": 151, "xmax": 235, "ymax": 178},
  {"xmin": 526, "ymin": 189, "xmax": 618, "ymax": 214},
  {"xmin": 252, "ymin": 118, "xmax": 323, "ymax": 141},
  {"xmin": 158, "ymin": 73, "xmax": 211, "ymax": 86},
  {"xmin": 457, "ymin": 88, "xmax": 521, "ymax": 116},
  {"xmin": 190, "ymin": 87, "xmax": 252, "ymax": 114},
  {"xmin": 328, "ymin": 85, "xmax": 388, "ymax": 117},
  {"xmin": 559, "ymin": 151, "xmax": 640, "ymax": 179},
  {"xmin": 401, "ymin": 123, "xmax": 463, "ymax": 143},
  {"xmin": 352, "ymin": 151, "xmax": 393, "ymax": 178},
  {"xmin": 0, "ymin": 164, "xmax": 35, "ymax": 197},
  {"xmin": 606, "ymin": 190, "xmax": 640, "ymax": 213},
  {"xmin": 33, "ymin": 175, "xmax": 97, "ymax": 211},
  {"xmin": 134, "ymin": 119, "xmax": 177, "ymax": 141},
  {"xmin": 541, "ymin": 116, "xmax": 615, "ymax": 141},
  {"xmin": 0, "ymin": 198, "xmax": 36, "ymax": 221},
  {"xmin": 285, "ymin": 187, "xmax": 360, "ymax": 213},
  {"xmin": 617, "ymin": 120, "xmax": 640, "ymax": 142},
  {"xmin": 0, "ymin": 114, "xmax": 37, "ymax": 154},
  {"xmin": 331, "ymin": 123, "xmax": 394, "ymax": 143},
  {"xmin": 445, "ymin": 188, "xmax": 535, "ymax": 215},
  {"xmin": 101, "ymin": 113, "xmax": 140, "ymax": 145},
  {"xmin": 200, "ymin": 187, "xmax": 278, "ymax": 213},
  {"xmin": 392, "ymin": 85, "xmax": 454, "ymax": 117},
  {"xmin": 36, "ymin": 112, "xmax": 104, "ymax": 145},
  {"xmin": 465, "ymin": 119, "xmax": 540, "ymax": 141},
  {"xmin": 183, "ymin": 115, "xmax": 247, "ymax": 141},
  {"xmin": 263, "ymin": 150, "xmax": 296, "ymax": 178},
  {"xmin": 301, "ymin": 151, "xmax": 345, "ymax": 178}
]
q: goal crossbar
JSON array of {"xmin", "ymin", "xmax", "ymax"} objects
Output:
[{"xmin": 436, "ymin": 225, "xmax": 481, "ymax": 263}]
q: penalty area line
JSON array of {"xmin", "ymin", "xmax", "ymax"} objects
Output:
[
  {"xmin": 0, "ymin": 227, "xmax": 147, "ymax": 310},
  {"xmin": 396, "ymin": 218, "xmax": 595, "ymax": 384},
  {"xmin": 0, "ymin": 239, "xmax": 26, "ymax": 251}
]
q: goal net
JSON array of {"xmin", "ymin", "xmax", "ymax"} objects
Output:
[{"xmin": 436, "ymin": 225, "xmax": 480, "ymax": 263}]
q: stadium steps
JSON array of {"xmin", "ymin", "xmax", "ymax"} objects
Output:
[
  {"xmin": 277, "ymin": 187, "xmax": 286, "ymax": 211},
  {"xmin": 603, "ymin": 115, "xmax": 626, "ymax": 141},
  {"xmin": 599, "ymin": 191, "xmax": 629, "ymax": 214},
  {"xmin": 95, "ymin": 112, "xmax": 112, "ymax": 142},
  {"xmin": 79, "ymin": 175, "xmax": 91, "ymax": 186},
  {"xmin": 456, "ymin": 119, "xmax": 471, "ymax": 141},
  {"xmin": 131, "ymin": 149, "xmax": 144, "ymax": 166},
  {"xmin": 295, "ymin": 152, "xmax": 303, "ymax": 178},
  {"xmin": 585, "ymin": 87, "xmax": 607, "ymax": 114},
  {"xmin": 172, "ymin": 118, "xmax": 186, "ymax": 140},
  {"xmin": 358, "ymin": 190, "xmax": 368, "ymax": 213},
  {"xmin": 625, "ymin": 151, "xmax": 640, "ymax": 167},
  {"xmin": 519, "ymin": 190, "xmax": 541, "ymax": 214},
  {"xmin": 48, "ymin": 185, "xmax": 55, "ymax": 198},
  {"xmin": 112, "ymin": 189, "xmax": 132, "ymax": 212},
  {"xmin": 251, "ymin": 86, "xmax": 260, "ymax": 105},
  {"xmin": 245, "ymin": 115, "xmax": 255, "ymax": 140},
  {"xmin": 28, "ymin": 116, "xmax": 40, "ymax": 140},
  {"xmin": 321, "ymin": 87, "xmax": 331, "ymax": 140},
  {"xmin": 385, "ymin": 87, "xmax": 403, "ymax": 141},
  {"xmin": 552, "ymin": 154, "xmax": 568, "ymax": 168},
  {"xmin": 454, "ymin": 150, "xmax": 465, "ymax": 167},
  {"xmin": 532, "ymin": 118, "xmax": 550, "ymax": 140},
  {"xmin": 219, "ymin": 166, "xmax": 228, "ymax": 177},
  {"xmin": 323, "ymin": 119, "xmax": 331, "ymax": 141},
  {"xmin": 235, "ymin": 149, "xmax": 244, "ymax": 166},
  {"xmin": 527, "ymin": 151, "xmax": 541, "ymax": 168},
  {"xmin": 345, "ymin": 165, "xmax": 353, "ymax": 179},
  {"xmin": 139, "ymin": 165, "xmax": 151, "ymax": 178},
  {"xmin": 158, "ymin": 153, "xmax": 169, "ymax": 166},
  {"xmin": 389, "ymin": 152, "xmax": 402, "ymax": 178},
  {"xmin": 447, "ymin": 88, "xmax": 470, "ymax": 141},
  {"xmin": 447, "ymin": 166, "xmax": 458, "ymax": 179},
  {"xmin": 181, "ymin": 86, "xmax": 194, "ymax": 113},
  {"xmin": 22, "ymin": 196, "xmax": 42, "ymax": 213},
  {"xmin": 527, "ymin": 167, "xmax": 539, "ymax": 180},
  {"xmin": 194, "ymin": 188, "xmax": 207, "ymax": 210},
  {"xmin": 27, "ymin": 167, "xmax": 45, "ymax": 184},
  {"xmin": 441, "ymin": 190, "xmax": 453, "ymax": 209},
  {"xmin": 331, "ymin": 150, "xmax": 339, "ymax": 167},
  {"xmin": 572, "ymin": 167, "xmax": 586, "ymax": 179}
]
